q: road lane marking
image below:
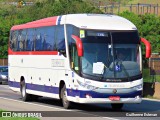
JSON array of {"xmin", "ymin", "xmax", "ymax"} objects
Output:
[
  {"xmin": 143, "ymin": 98, "xmax": 160, "ymax": 102},
  {"xmin": 103, "ymin": 117, "xmax": 119, "ymax": 120},
  {"xmin": 0, "ymin": 97, "xmax": 70, "ymax": 111},
  {"xmin": 0, "ymin": 97, "xmax": 118, "ymax": 119}
]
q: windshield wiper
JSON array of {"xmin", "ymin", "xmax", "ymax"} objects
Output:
[
  {"xmin": 98, "ymin": 65, "xmax": 108, "ymax": 80},
  {"xmin": 117, "ymin": 61, "xmax": 131, "ymax": 81},
  {"xmin": 81, "ymin": 72, "xmax": 103, "ymax": 80}
]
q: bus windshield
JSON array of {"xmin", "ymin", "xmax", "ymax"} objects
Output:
[{"xmin": 81, "ymin": 30, "xmax": 141, "ymax": 81}]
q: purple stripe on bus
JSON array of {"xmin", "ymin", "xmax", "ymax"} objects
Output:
[{"xmin": 8, "ymin": 81, "xmax": 142, "ymax": 98}]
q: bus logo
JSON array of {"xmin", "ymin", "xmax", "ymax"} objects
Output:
[
  {"xmin": 115, "ymin": 65, "xmax": 121, "ymax": 71},
  {"xmin": 113, "ymin": 89, "xmax": 117, "ymax": 94}
]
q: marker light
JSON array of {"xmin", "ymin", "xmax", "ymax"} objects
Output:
[
  {"xmin": 77, "ymin": 80, "xmax": 99, "ymax": 90},
  {"xmin": 134, "ymin": 84, "xmax": 143, "ymax": 91},
  {"xmin": 85, "ymin": 94, "xmax": 92, "ymax": 98}
]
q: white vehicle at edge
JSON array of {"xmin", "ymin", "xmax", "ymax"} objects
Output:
[{"xmin": 8, "ymin": 14, "xmax": 151, "ymax": 110}]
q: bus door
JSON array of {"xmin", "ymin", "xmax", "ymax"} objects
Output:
[{"xmin": 70, "ymin": 43, "xmax": 79, "ymax": 74}]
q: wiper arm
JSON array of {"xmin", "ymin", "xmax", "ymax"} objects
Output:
[
  {"xmin": 119, "ymin": 62, "xmax": 131, "ymax": 81},
  {"xmin": 98, "ymin": 64, "xmax": 107, "ymax": 80},
  {"xmin": 81, "ymin": 72, "xmax": 103, "ymax": 79}
]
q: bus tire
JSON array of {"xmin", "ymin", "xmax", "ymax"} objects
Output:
[
  {"xmin": 61, "ymin": 85, "xmax": 72, "ymax": 109},
  {"xmin": 31, "ymin": 95, "xmax": 39, "ymax": 101},
  {"xmin": 111, "ymin": 103, "xmax": 123, "ymax": 110},
  {"xmin": 20, "ymin": 80, "xmax": 31, "ymax": 101}
]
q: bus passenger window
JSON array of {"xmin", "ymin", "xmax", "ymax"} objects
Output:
[
  {"xmin": 18, "ymin": 30, "xmax": 25, "ymax": 51},
  {"xmin": 10, "ymin": 31, "xmax": 18, "ymax": 51},
  {"xmin": 56, "ymin": 25, "xmax": 66, "ymax": 56},
  {"xmin": 35, "ymin": 34, "xmax": 43, "ymax": 51}
]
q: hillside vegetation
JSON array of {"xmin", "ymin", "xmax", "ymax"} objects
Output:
[
  {"xmin": 119, "ymin": 11, "xmax": 160, "ymax": 54},
  {"xmin": 0, "ymin": 0, "xmax": 102, "ymax": 58}
]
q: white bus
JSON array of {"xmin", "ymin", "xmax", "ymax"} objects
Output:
[{"xmin": 9, "ymin": 14, "xmax": 151, "ymax": 110}]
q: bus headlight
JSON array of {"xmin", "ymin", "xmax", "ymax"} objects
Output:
[
  {"xmin": 77, "ymin": 80, "xmax": 99, "ymax": 90},
  {"xmin": 134, "ymin": 84, "xmax": 143, "ymax": 91}
]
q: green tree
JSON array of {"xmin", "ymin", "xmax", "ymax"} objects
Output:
[
  {"xmin": 119, "ymin": 11, "xmax": 160, "ymax": 53},
  {"xmin": 0, "ymin": 0, "xmax": 102, "ymax": 58}
]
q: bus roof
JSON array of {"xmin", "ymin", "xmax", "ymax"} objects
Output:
[
  {"xmin": 11, "ymin": 14, "xmax": 137, "ymax": 31},
  {"xmin": 11, "ymin": 16, "xmax": 58, "ymax": 30},
  {"xmin": 65, "ymin": 14, "xmax": 137, "ymax": 30}
]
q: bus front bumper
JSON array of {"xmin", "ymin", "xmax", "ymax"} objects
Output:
[{"xmin": 67, "ymin": 96, "xmax": 142, "ymax": 104}]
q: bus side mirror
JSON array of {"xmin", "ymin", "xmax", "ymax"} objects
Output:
[
  {"xmin": 71, "ymin": 35, "xmax": 83, "ymax": 57},
  {"xmin": 141, "ymin": 38, "xmax": 151, "ymax": 58}
]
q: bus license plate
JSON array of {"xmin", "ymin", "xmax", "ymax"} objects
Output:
[{"xmin": 109, "ymin": 96, "xmax": 120, "ymax": 101}]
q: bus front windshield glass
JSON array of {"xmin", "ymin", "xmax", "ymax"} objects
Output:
[{"xmin": 81, "ymin": 30, "xmax": 141, "ymax": 81}]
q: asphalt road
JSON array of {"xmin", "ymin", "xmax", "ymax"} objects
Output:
[{"xmin": 0, "ymin": 85, "xmax": 160, "ymax": 120}]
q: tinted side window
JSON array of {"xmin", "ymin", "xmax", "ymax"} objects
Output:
[
  {"xmin": 38, "ymin": 26, "xmax": 56, "ymax": 51},
  {"xmin": 17, "ymin": 30, "xmax": 26, "ymax": 51},
  {"xmin": 10, "ymin": 25, "xmax": 65, "ymax": 52},
  {"xmin": 66, "ymin": 25, "xmax": 80, "ymax": 72},
  {"xmin": 10, "ymin": 30, "xmax": 18, "ymax": 51},
  {"xmin": 26, "ymin": 28, "xmax": 34, "ymax": 51},
  {"xmin": 66, "ymin": 24, "xmax": 79, "ymax": 47},
  {"xmin": 56, "ymin": 25, "xmax": 65, "ymax": 51}
]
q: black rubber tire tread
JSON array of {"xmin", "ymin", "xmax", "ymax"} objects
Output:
[
  {"xmin": 61, "ymin": 85, "xmax": 72, "ymax": 109},
  {"xmin": 20, "ymin": 80, "xmax": 31, "ymax": 101}
]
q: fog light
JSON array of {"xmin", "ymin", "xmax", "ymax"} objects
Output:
[
  {"xmin": 134, "ymin": 84, "xmax": 143, "ymax": 91},
  {"xmin": 135, "ymin": 96, "xmax": 140, "ymax": 99},
  {"xmin": 85, "ymin": 94, "xmax": 92, "ymax": 98}
]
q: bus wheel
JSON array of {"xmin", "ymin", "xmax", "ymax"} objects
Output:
[
  {"xmin": 61, "ymin": 85, "xmax": 72, "ymax": 109},
  {"xmin": 111, "ymin": 103, "xmax": 123, "ymax": 111},
  {"xmin": 31, "ymin": 95, "xmax": 39, "ymax": 101},
  {"xmin": 20, "ymin": 80, "xmax": 31, "ymax": 101}
]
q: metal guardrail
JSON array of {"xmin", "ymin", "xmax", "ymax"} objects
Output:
[
  {"xmin": 1, "ymin": 2, "xmax": 34, "ymax": 6},
  {"xmin": 89, "ymin": 0, "xmax": 159, "ymax": 15}
]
